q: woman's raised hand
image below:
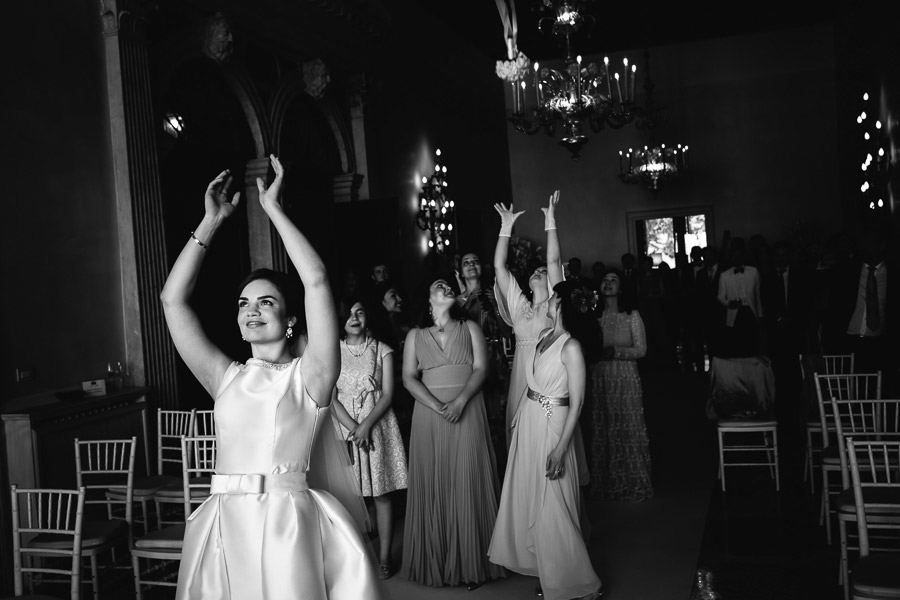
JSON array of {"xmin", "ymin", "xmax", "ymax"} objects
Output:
[
  {"xmin": 494, "ymin": 203, "xmax": 525, "ymax": 237},
  {"xmin": 540, "ymin": 190, "xmax": 560, "ymax": 230},
  {"xmin": 257, "ymin": 154, "xmax": 285, "ymax": 213},
  {"xmin": 204, "ymin": 169, "xmax": 241, "ymax": 220}
]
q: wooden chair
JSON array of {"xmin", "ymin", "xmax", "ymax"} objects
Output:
[
  {"xmin": 131, "ymin": 436, "xmax": 215, "ymax": 599},
  {"xmin": 846, "ymin": 437, "xmax": 900, "ymax": 600},
  {"xmin": 72, "ymin": 437, "xmax": 136, "ymax": 600},
  {"xmin": 802, "ymin": 353, "xmax": 855, "ymax": 493},
  {"xmin": 816, "ymin": 372, "xmax": 882, "ymax": 544},
  {"xmin": 830, "ymin": 397, "xmax": 900, "ymax": 599},
  {"xmin": 192, "ymin": 409, "xmax": 215, "ymax": 438},
  {"xmin": 8, "ymin": 485, "xmax": 86, "ymax": 600},
  {"xmin": 716, "ymin": 416, "xmax": 779, "ymax": 492},
  {"xmin": 106, "ymin": 408, "xmax": 195, "ymax": 534}
]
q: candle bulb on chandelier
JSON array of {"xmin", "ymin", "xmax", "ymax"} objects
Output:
[
  {"xmin": 604, "ymin": 56, "xmax": 613, "ymax": 102},
  {"xmin": 630, "ymin": 64, "xmax": 636, "ymax": 103},
  {"xmin": 576, "ymin": 55, "xmax": 583, "ymax": 102},
  {"xmin": 622, "ymin": 58, "xmax": 629, "ymax": 101},
  {"xmin": 520, "ymin": 80, "xmax": 528, "ymax": 113},
  {"xmin": 534, "ymin": 62, "xmax": 541, "ymax": 107},
  {"xmin": 618, "ymin": 150, "xmax": 624, "ymax": 174},
  {"xmin": 614, "ymin": 73, "xmax": 623, "ymax": 107}
]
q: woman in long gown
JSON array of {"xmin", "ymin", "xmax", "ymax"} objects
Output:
[
  {"xmin": 492, "ymin": 192, "xmax": 565, "ymax": 448},
  {"xmin": 162, "ymin": 155, "xmax": 384, "ymax": 599},
  {"xmin": 331, "ymin": 298, "xmax": 408, "ymax": 578},
  {"xmin": 399, "ymin": 275, "xmax": 506, "ymax": 588},
  {"xmin": 590, "ymin": 268, "xmax": 653, "ymax": 501},
  {"xmin": 456, "ymin": 252, "xmax": 511, "ymax": 431},
  {"xmin": 489, "ymin": 277, "xmax": 603, "ymax": 600}
]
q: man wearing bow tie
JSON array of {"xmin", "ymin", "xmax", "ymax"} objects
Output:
[{"xmin": 717, "ymin": 242, "xmax": 763, "ymax": 357}]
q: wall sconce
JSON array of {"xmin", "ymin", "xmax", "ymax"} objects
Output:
[
  {"xmin": 163, "ymin": 112, "xmax": 185, "ymax": 138},
  {"xmin": 416, "ymin": 149, "xmax": 456, "ymax": 253}
]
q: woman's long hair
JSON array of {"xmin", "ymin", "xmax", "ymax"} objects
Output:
[
  {"xmin": 552, "ymin": 280, "xmax": 602, "ymax": 363},
  {"xmin": 602, "ymin": 267, "xmax": 635, "ymax": 314}
]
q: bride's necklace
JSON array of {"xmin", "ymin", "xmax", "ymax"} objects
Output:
[
  {"xmin": 344, "ymin": 336, "xmax": 371, "ymax": 358},
  {"xmin": 433, "ymin": 319, "xmax": 450, "ymax": 334}
]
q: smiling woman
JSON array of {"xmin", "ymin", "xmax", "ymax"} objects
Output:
[{"xmin": 158, "ymin": 155, "xmax": 387, "ymax": 599}]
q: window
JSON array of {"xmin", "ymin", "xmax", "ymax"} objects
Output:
[{"xmin": 627, "ymin": 206, "xmax": 714, "ymax": 268}]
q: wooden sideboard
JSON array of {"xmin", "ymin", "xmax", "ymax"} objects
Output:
[{"xmin": 0, "ymin": 387, "xmax": 150, "ymax": 595}]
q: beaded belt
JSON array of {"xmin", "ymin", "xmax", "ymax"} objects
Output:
[
  {"xmin": 210, "ymin": 472, "xmax": 309, "ymax": 494},
  {"xmin": 527, "ymin": 388, "xmax": 569, "ymax": 418}
]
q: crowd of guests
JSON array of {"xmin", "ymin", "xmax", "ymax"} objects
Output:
[{"xmin": 160, "ymin": 156, "xmax": 893, "ymax": 600}]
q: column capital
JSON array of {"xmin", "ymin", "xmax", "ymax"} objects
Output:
[{"xmin": 99, "ymin": 0, "xmax": 156, "ymax": 39}]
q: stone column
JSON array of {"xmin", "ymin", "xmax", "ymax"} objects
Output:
[
  {"xmin": 99, "ymin": 0, "xmax": 179, "ymax": 408},
  {"xmin": 245, "ymin": 157, "xmax": 275, "ymax": 270}
]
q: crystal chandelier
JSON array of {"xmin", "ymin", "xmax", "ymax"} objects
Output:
[
  {"xmin": 496, "ymin": 0, "xmax": 640, "ymax": 159},
  {"xmin": 615, "ymin": 51, "xmax": 690, "ymax": 191},
  {"xmin": 416, "ymin": 149, "xmax": 456, "ymax": 253},
  {"xmin": 618, "ymin": 143, "xmax": 689, "ymax": 190}
]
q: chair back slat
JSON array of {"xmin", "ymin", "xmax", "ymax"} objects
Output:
[
  {"xmin": 814, "ymin": 372, "xmax": 882, "ymax": 451},
  {"xmin": 158, "ymin": 409, "xmax": 196, "ymax": 475},
  {"xmin": 846, "ymin": 438, "xmax": 900, "ymax": 556},
  {"xmin": 193, "ymin": 409, "xmax": 216, "ymax": 437},
  {"xmin": 181, "ymin": 435, "xmax": 216, "ymax": 518},
  {"xmin": 10, "ymin": 485, "xmax": 85, "ymax": 598},
  {"xmin": 830, "ymin": 397, "xmax": 900, "ymax": 488},
  {"xmin": 74, "ymin": 436, "xmax": 136, "ymax": 526}
]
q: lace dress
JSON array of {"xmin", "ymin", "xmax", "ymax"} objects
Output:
[
  {"xmin": 590, "ymin": 310, "xmax": 654, "ymax": 501},
  {"xmin": 334, "ymin": 339, "xmax": 408, "ymax": 497}
]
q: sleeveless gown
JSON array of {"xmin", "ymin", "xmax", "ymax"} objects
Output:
[
  {"xmin": 400, "ymin": 320, "xmax": 506, "ymax": 586},
  {"xmin": 494, "ymin": 276, "xmax": 551, "ymax": 447},
  {"xmin": 489, "ymin": 331, "xmax": 601, "ymax": 600},
  {"xmin": 175, "ymin": 357, "xmax": 384, "ymax": 600}
]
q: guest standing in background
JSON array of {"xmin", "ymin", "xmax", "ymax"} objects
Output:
[
  {"xmin": 716, "ymin": 240, "xmax": 763, "ymax": 358},
  {"xmin": 489, "ymin": 279, "xmax": 603, "ymax": 600},
  {"xmin": 823, "ymin": 227, "xmax": 895, "ymax": 394},
  {"xmin": 456, "ymin": 251, "xmax": 511, "ymax": 438},
  {"xmin": 399, "ymin": 274, "xmax": 505, "ymax": 589},
  {"xmin": 331, "ymin": 298, "xmax": 408, "ymax": 579},
  {"xmin": 590, "ymin": 268, "xmax": 653, "ymax": 502},
  {"xmin": 492, "ymin": 193, "xmax": 564, "ymax": 448}
]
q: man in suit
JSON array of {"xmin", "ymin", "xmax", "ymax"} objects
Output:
[
  {"xmin": 765, "ymin": 241, "xmax": 814, "ymax": 428},
  {"xmin": 824, "ymin": 228, "xmax": 895, "ymax": 394},
  {"xmin": 682, "ymin": 246, "xmax": 709, "ymax": 373},
  {"xmin": 717, "ymin": 242, "xmax": 762, "ymax": 358}
]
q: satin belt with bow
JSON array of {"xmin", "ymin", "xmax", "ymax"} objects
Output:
[{"xmin": 210, "ymin": 472, "xmax": 309, "ymax": 494}]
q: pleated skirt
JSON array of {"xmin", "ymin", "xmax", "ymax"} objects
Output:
[
  {"xmin": 489, "ymin": 398, "xmax": 601, "ymax": 600},
  {"xmin": 400, "ymin": 365, "xmax": 506, "ymax": 586}
]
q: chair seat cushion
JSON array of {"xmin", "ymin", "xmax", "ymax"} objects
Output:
[
  {"xmin": 81, "ymin": 518, "xmax": 129, "ymax": 548},
  {"xmin": 837, "ymin": 488, "xmax": 900, "ymax": 516},
  {"xmin": 134, "ymin": 523, "xmax": 186, "ymax": 549},
  {"xmin": 852, "ymin": 553, "xmax": 900, "ymax": 598},
  {"xmin": 110, "ymin": 474, "xmax": 181, "ymax": 497},
  {"xmin": 717, "ymin": 418, "xmax": 778, "ymax": 428},
  {"xmin": 154, "ymin": 476, "xmax": 211, "ymax": 498},
  {"xmin": 27, "ymin": 519, "xmax": 128, "ymax": 550}
]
